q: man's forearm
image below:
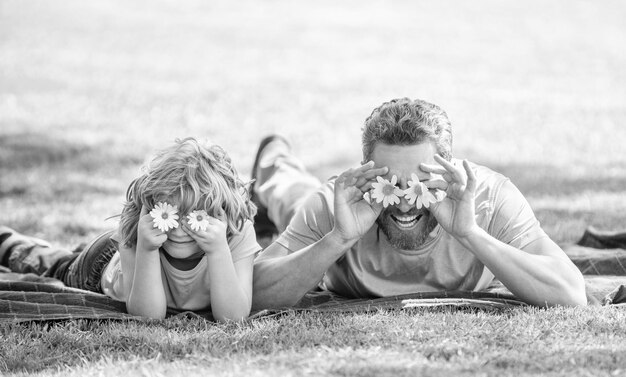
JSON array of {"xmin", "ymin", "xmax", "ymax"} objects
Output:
[
  {"xmin": 252, "ymin": 231, "xmax": 354, "ymax": 310},
  {"xmin": 458, "ymin": 227, "xmax": 587, "ymax": 307}
]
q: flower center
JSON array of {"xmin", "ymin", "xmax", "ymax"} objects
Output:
[
  {"xmin": 196, "ymin": 215, "xmax": 203, "ymax": 221},
  {"xmin": 161, "ymin": 213, "xmax": 169, "ymax": 220},
  {"xmin": 382, "ymin": 184, "xmax": 395, "ymax": 196}
]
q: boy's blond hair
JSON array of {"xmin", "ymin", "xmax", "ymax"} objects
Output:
[{"xmin": 119, "ymin": 137, "xmax": 256, "ymax": 247}]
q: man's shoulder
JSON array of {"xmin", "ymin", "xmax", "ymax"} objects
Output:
[
  {"xmin": 303, "ymin": 176, "xmax": 337, "ymax": 206},
  {"xmin": 467, "ymin": 161, "xmax": 521, "ymax": 228},
  {"xmin": 290, "ymin": 176, "xmax": 336, "ymax": 218},
  {"xmin": 468, "ymin": 161, "xmax": 511, "ymax": 198},
  {"xmin": 470, "ymin": 160, "xmax": 508, "ymax": 183}
]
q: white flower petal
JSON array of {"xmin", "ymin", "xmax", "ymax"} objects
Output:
[
  {"xmin": 381, "ymin": 196, "xmax": 387, "ymax": 207},
  {"xmin": 363, "ymin": 191, "xmax": 372, "ymax": 204},
  {"xmin": 404, "ymin": 189, "xmax": 417, "ymax": 205},
  {"xmin": 415, "ymin": 200, "xmax": 423, "ymax": 209}
]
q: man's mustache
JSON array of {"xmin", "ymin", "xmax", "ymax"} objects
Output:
[{"xmin": 380, "ymin": 207, "xmax": 430, "ymax": 218}]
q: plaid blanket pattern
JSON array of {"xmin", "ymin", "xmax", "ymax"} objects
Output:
[
  {"xmin": 0, "ymin": 246, "xmax": 625, "ymax": 322},
  {"xmin": 0, "ymin": 280, "xmax": 133, "ymax": 322},
  {"xmin": 565, "ymin": 245, "xmax": 626, "ymax": 275}
]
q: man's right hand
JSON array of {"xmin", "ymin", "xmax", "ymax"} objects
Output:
[
  {"xmin": 331, "ymin": 162, "xmax": 388, "ymax": 243},
  {"xmin": 136, "ymin": 205, "xmax": 168, "ymax": 252}
]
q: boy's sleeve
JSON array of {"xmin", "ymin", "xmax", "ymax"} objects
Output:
[
  {"xmin": 488, "ymin": 179, "xmax": 550, "ymax": 250},
  {"xmin": 275, "ymin": 181, "xmax": 335, "ymax": 253},
  {"xmin": 228, "ymin": 220, "xmax": 262, "ymax": 261}
]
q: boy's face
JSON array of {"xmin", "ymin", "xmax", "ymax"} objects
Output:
[
  {"xmin": 162, "ymin": 222, "xmax": 203, "ymax": 259},
  {"xmin": 150, "ymin": 196, "xmax": 204, "ymax": 259}
]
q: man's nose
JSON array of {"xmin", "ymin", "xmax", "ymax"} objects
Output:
[{"xmin": 396, "ymin": 195, "xmax": 413, "ymax": 213}]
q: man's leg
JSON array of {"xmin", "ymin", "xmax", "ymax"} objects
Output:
[
  {"xmin": 577, "ymin": 226, "xmax": 626, "ymax": 249},
  {"xmin": 0, "ymin": 226, "xmax": 72, "ymax": 275},
  {"xmin": 251, "ymin": 136, "xmax": 321, "ymax": 235}
]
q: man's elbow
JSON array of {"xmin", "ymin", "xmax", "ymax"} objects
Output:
[
  {"xmin": 252, "ymin": 261, "xmax": 306, "ymax": 310},
  {"xmin": 251, "ymin": 288, "xmax": 303, "ymax": 311},
  {"xmin": 561, "ymin": 279, "xmax": 588, "ymax": 306},
  {"xmin": 546, "ymin": 273, "xmax": 587, "ymax": 307}
]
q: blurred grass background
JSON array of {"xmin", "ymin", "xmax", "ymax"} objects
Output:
[{"xmin": 1, "ymin": 0, "xmax": 625, "ymax": 248}]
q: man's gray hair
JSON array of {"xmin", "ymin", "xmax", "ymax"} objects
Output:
[{"xmin": 361, "ymin": 98, "xmax": 453, "ymax": 162}]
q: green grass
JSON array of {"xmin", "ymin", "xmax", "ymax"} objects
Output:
[
  {"xmin": 1, "ymin": 0, "xmax": 626, "ymax": 375},
  {"xmin": 2, "ymin": 308, "xmax": 626, "ymax": 376}
]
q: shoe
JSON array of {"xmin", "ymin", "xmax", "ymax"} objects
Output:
[
  {"xmin": 250, "ymin": 135, "xmax": 290, "ymax": 239},
  {"xmin": 0, "ymin": 226, "xmax": 51, "ymax": 265},
  {"xmin": 576, "ymin": 226, "xmax": 626, "ymax": 249}
]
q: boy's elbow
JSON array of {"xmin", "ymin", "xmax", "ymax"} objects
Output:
[
  {"xmin": 213, "ymin": 308, "xmax": 250, "ymax": 323},
  {"xmin": 128, "ymin": 308, "xmax": 167, "ymax": 320},
  {"xmin": 126, "ymin": 301, "xmax": 167, "ymax": 320}
]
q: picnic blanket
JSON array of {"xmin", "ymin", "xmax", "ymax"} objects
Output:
[{"xmin": 1, "ymin": 245, "xmax": 625, "ymax": 323}]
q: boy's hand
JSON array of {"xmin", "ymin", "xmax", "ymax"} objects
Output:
[
  {"xmin": 136, "ymin": 205, "xmax": 167, "ymax": 252},
  {"xmin": 182, "ymin": 211, "xmax": 229, "ymax": 256}
]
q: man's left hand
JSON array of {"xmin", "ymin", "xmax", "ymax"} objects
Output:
[{"xmin": 419, "ymin": 155, "xmax": 479, "ymax": 240}]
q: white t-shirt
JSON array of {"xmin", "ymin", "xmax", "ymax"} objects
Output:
[
  {"xmin": 273, "ymin": 162, "xmax": 548, "ymax": 298},
  {"xmin": 101, "ymin": 220, "xmax": 260, "ymax": 310}
]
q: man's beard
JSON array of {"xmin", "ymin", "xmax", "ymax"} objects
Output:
[{"xmin": 376, "ymin": 207, "xmax": 439, "ymax": 250}]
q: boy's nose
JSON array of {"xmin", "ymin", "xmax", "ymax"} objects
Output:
[{"xmin": 168, "ymin": 222, "xmax": 187, "ymax": 236}]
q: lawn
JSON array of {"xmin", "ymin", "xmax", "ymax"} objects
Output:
[{"xmin": 1, "ymin": 0, "xmax": 625, "ymax": 375}]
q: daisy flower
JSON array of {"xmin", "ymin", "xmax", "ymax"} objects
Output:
[
  {"xmin": 370, "ymin": 175, "xmax": 404, "ymax": 208},
  {"xmin": 187, "ymin": 210, "xmax": 210, "ymax": 232},
  {"xmin": 149, "ymin": 202, "xmax": 179, "ymax": 232},
  {"xmin": 404, "ymin": 173, "xmax": 438, "ymax": 209}
]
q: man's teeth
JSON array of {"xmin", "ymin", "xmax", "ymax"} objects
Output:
[{"xmin": 392, "ymin": 214, "xmax": 420, "ymax": 228}]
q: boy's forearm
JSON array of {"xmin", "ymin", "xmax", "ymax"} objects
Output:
[
  {"xmin": 206, "ymin": 250, "xmax": 251, "ymax": 322},
  {"xmin": 127, "ymin": 248, "xmax": 167, "ymax": 319},
  {"xmin": 252, "ymin": 231, "xmax": 355, "ymax": 310}
]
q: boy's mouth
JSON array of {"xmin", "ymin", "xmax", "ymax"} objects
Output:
[{"xmin": 167, "ymin": 239, "xmax": 194, "ymax": 244}]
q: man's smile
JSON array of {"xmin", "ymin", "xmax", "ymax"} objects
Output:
[{"xmin": 390, "ymin": 213, "xmax": 423, "ymax": 229}]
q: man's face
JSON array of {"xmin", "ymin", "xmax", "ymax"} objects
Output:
[{"xmin": 369, "ymin": 142, "xmax": 440, "ymax": 250}]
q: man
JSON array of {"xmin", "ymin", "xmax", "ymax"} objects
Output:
[{"xmin": 251, "ymin": 98, "xmax": 586, "ymax": 310}]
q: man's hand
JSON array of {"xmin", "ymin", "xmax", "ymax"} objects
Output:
[
  {"xmin": 137, "ymin": 205, "xmax": 167, "ymax": 252},
  {"xmin": 183, "ymin": 212, "xmax": 229, "ymax": 255},
  {"xmin": 331, "ymin": 161, "xmax": 388, "ymax": 243},
  {"xmin": 420, "ymin": 156, "xmax": 479, "ymax": 240}
]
